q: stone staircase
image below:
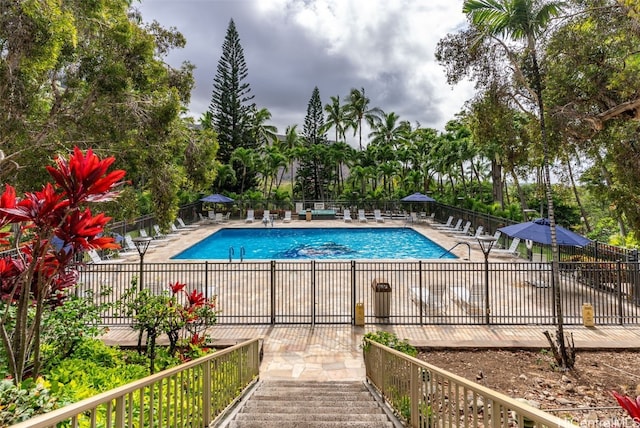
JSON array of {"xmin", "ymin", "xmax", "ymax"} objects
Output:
[{"xmin": 218, "ymin": 380, "xmax": 400, "ymax": 428}]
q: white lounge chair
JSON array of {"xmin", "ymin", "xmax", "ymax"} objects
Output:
[
  {"xmin": 444, "ymin": 221, "xmax": 471, "ymax": 236},
  {"xmin": 343, "ymin": 209, "xmax": 352, "ymax": 222},
  {"xmin": 358, "ymin": 209, "xmax": 367, "ymax": 223},
  {"xmin": 112, "ymin": 234, "xmax": 137, "ymax": 256},
  {"xmin": 208, "ymin": 211, "xmax": 216, "ymax": 222},
  {"xmin": 87, "ymin": 249, "xmax": 125, "ymax": 264},
  {"xmin": 433, "ymin": 216, "xmax": 454, "ymax": 229},
  {"xmin": 261, "ymin": 210, "xmax": 271, "ymax": 226},
  {"xmin": 491, "ymin": 237, "xmax": 521, "ymax": 257},
  {"xmin": 374, "ymin": 209, "xmax": 385, "ymax": 223},
  {"xmin": 198, "ymin": 213, "xmax": 213, "ymax": 224},
  {"xmin": 470, "ymin": 230, "xmax": 502, "ymax": 247},
  {"xmin": 124, "ymin": 234, "xmax": 158, "ymax": 253},
  {"xmin": 453, "ymin": 225, "xmax": 483, "ymax": 240},
  {"xmin": 523, "ymin": 261, "xmax": 551, "ymax": 288},
  {"xmin": 404, "ymin": 212, "xmax": 418, "ymax": 225},
  {"xmin": 170, "ymin": 223, "xmax": 188, "ymax": 234},
  {"xmin": 283, "ymin": 211, "xmax": 292, "ymax": 223},
  {"xmin": 410, "ymin": 285, "xmax": 448, "ymax": 315},
  {"xmin": 139, "ymin": 228, "xmax": 172, "ymax": 244},
  {"xmin": 177, "ymin": 217, "xmax": 199, "ymax": 229},
  {"xmin": 154, "ymin": 224, "xmax": 178, "ymax": 239},
  {"xmin": 245, "ymin": 209, "xmax": 255, "ymax": 223},
  {"xmin": 450, "ymin": 285, "xmax": 483, "ymax": 315},
  {"xmin": 437, "ymin": 219, "xmax": 463, "ymax": 233}
]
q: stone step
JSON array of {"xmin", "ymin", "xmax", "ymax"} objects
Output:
[
  {"xmin": 249, "ymin": 391, "xmax": 376, "ymax": 401},
  {"xmin": 240, "ymin": 402, "xmax": 384, "ymax": 413},
  {"xmin": 228, "ymin": 422, "xmax": 394, "ymax": 428},
  {"xmin": 221, "ymin": 380, "xmax": 397, "ymax": 428},
  {"xmin": 233, "ymin": 413, "xmax": 391, "ymax": 422},
  {"xmin": 229, "ymin": 422, "xmax": 394, "ymax": 428}
]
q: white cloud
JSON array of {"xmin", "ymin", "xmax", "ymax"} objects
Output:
[{"xmin": 138, "ymin": 0, "xmax": 474, "ymax": 135}]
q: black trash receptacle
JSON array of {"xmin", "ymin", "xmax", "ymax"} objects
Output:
[{"xmin": 371, "ymin": 278, "xmax": 391, "ymax": 318}]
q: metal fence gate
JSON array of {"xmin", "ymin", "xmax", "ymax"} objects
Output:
[{"xmin": 79, "ymin": 260, "xmax": 640, "ymax": 326}]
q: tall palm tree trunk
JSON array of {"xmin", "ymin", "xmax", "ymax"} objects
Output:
[{"xmin": 533, "ymin": 51, "xmax": 574, "ymax": 369}]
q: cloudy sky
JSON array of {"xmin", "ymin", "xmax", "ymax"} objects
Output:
[{"xmin": 136, "ymin": 0, "xmax": 475, "ymax": 138}]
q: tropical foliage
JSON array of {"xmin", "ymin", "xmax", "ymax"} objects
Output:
[
  {"xmin": 0, "ymin": 0, "xmax": 217, "ymax": 229},
  {"xmin": 119, "ymin": 281, "xmax": 218, "ymax": 374},
  {"xmin": 0, "ymin": 148, "xmax": 125, "ymax": 383}
]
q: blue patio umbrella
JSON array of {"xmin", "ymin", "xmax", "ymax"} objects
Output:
[
  {"xmin": 401, "ymin": 192, "xmax": 436, "ymax": 203},
  {"xmin": 200, "ymin": 193, "xmax": 234, "ymax": 204},
  {"xmin": 498, "ymin": 218, "xmax": 591, "ymax": 247}
]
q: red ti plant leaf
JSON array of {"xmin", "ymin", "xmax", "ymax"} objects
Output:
[
  {"xmin": 612, "ymin": 391, "xmax": 640, "ymax": 422},
  {"xmin": 0, "ymin": 257, "xmax": 23, "ymax": 302},
  {"xmin": 186, "ymin": 289, "xmax": 205, "ymax": 307},
  {"xmin": 56, "ymin": 209, "xmax": 117, "ymax": 252},
  {"xmin": 190, "ymin": 333, "xmax": 205, "ymax": 347},
  {"xmin": 1, "ymin": 183, "xmax": 66, "ymax": 233},
  {"xmin": 46, "ymin": 147, "xmax": 126, "ymax": 205},
  {"xmin": 169, "ymin": 281, "xmax": 186, "ymax": 295},
  {"xmin": 0, "ymin": 185, "xmax": 17, "ymax": 245}
]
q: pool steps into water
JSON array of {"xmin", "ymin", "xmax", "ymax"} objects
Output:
[{"xmin": 228, "ymin": 246, "xmax": 246, "ymax": 262}]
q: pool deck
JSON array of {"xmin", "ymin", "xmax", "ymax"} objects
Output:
[{"xmin": 103, "ymin": 216, "xmax": 640, "ymax": 381}]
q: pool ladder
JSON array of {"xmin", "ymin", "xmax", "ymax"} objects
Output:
[{"xmin": 228, "ymin": 246, "xmax": 246, "ymax": 262}]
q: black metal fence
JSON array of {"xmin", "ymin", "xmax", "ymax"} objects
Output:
[{"xmin": 78, "ymin": 260, "xmax": 640, "ymax": 327}]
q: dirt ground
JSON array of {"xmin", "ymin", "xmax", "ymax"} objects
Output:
[{"xmin": 418, "ymin": 349, "xmax": 640, "ymax": 424}]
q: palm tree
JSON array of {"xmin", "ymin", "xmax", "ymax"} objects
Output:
[
  {"xmin": 328, "ymin": 141, "xmax": 355, "ymax": 197},
  {"xmin": 259, "ymin": 145, "xmax": 287, "ymax": 198},
  {"xmin": 230, "ymin": 147, "xmax": 257, "ymax": 195},
  {"xmin": 322, "ymin": 95, "xmax": 347, "ymax": 144},
  {"xmin": 283, "ymin": 125, "xmax": 301, "ymax": 196},
  {"xmin": 463, "ymin": 0, "xmax": 569, "ymax": 367},
  {"xmin": 368, "ymin": 111, "xmax": 410, "ymax": 147},
  {"xmin": 250, "ymin": 107, "xmax": 278, "ymax": 147},
  {"xmin": 344, "ymin": 88, "xmax": 382, "ymax": 151},
  {"xmin": 213, "ymin": 163, "xmax": 237, "ymax": 192}
]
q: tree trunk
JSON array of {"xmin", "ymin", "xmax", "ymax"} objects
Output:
[
  {"xmin": 565, "ymin": 154, "xmax": 591, "ymax": 233},
  {"xmin": 509, "ymin": 168, "xmax": 528, "ymax": 220},
  {"xmin": 491, "ymin": 159, "xmax": 504, "ymax": 208},
  {"xmin": 532, "ymin": 48, "xmax": 573, "ymax": 370},
  {"xmin": 593, "ymin": 151, "xmax": 628, "ymax": 237}
]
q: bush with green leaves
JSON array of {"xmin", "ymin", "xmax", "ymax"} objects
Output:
[
  {"xmin": 45, "ymin": 339, "xmax": 152, "ymax": 404},
  {"xmin": 41, "ymin": 286, "xmax": 113, "ymax": 367},
  {"xmin": 119, "ymin": 281, "xmax": 218, "ymax": 373},
  {"xmin": 363, "ymin": 331, "xmax": 417, "ymax": 357},
  {"xmin": 0, "ymin": 378, "xmax": 58, "ymax": 426}
]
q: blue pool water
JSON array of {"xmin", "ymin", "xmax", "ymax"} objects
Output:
[{"xmin": 172, "ymin": 228, "xmax": 456, "ymax": 260}]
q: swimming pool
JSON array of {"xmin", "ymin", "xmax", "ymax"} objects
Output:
[{"xmin": 172, "ymin": 227, "xmax": 456, "ymax": 260}]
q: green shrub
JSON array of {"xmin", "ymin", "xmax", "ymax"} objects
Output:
[
  {"xmin": 363, "ymin": 331, "xmax": 417, "ymax": 357},
  {"xmin": 41, "ymin": 288, "xmax": 112, "ymax": 369},
  {"xmin": 45, "ymin": 340, "xmax": 149, "ymax": 403},
  {"xmin": 0, "ymin": 378, "xmax": 58, "ymax": 425}
]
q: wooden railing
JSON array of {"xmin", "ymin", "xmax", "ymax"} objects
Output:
[
  {"xmin": 11, "ymin": 339, "xmax": 261, "ymax": 428},
  {"xmin": 363, "ymin": 338, "xmax": 574, "ymax": 428}
]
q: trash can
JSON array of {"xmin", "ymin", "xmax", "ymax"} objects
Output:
[
  {"xmin": 582, "ymin": 303, "xmax": 595, "ymax": 327},
  {"xmin": 371, "ymin": 278, "xmax": 391, "ymax": 318},
  {"xmin": 305, "ymin": 208, "xmax": 312, "ymax": 222},
  {"xmin": 355, "ymin": 302, "xmax": 365, "ymax": 326}
]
